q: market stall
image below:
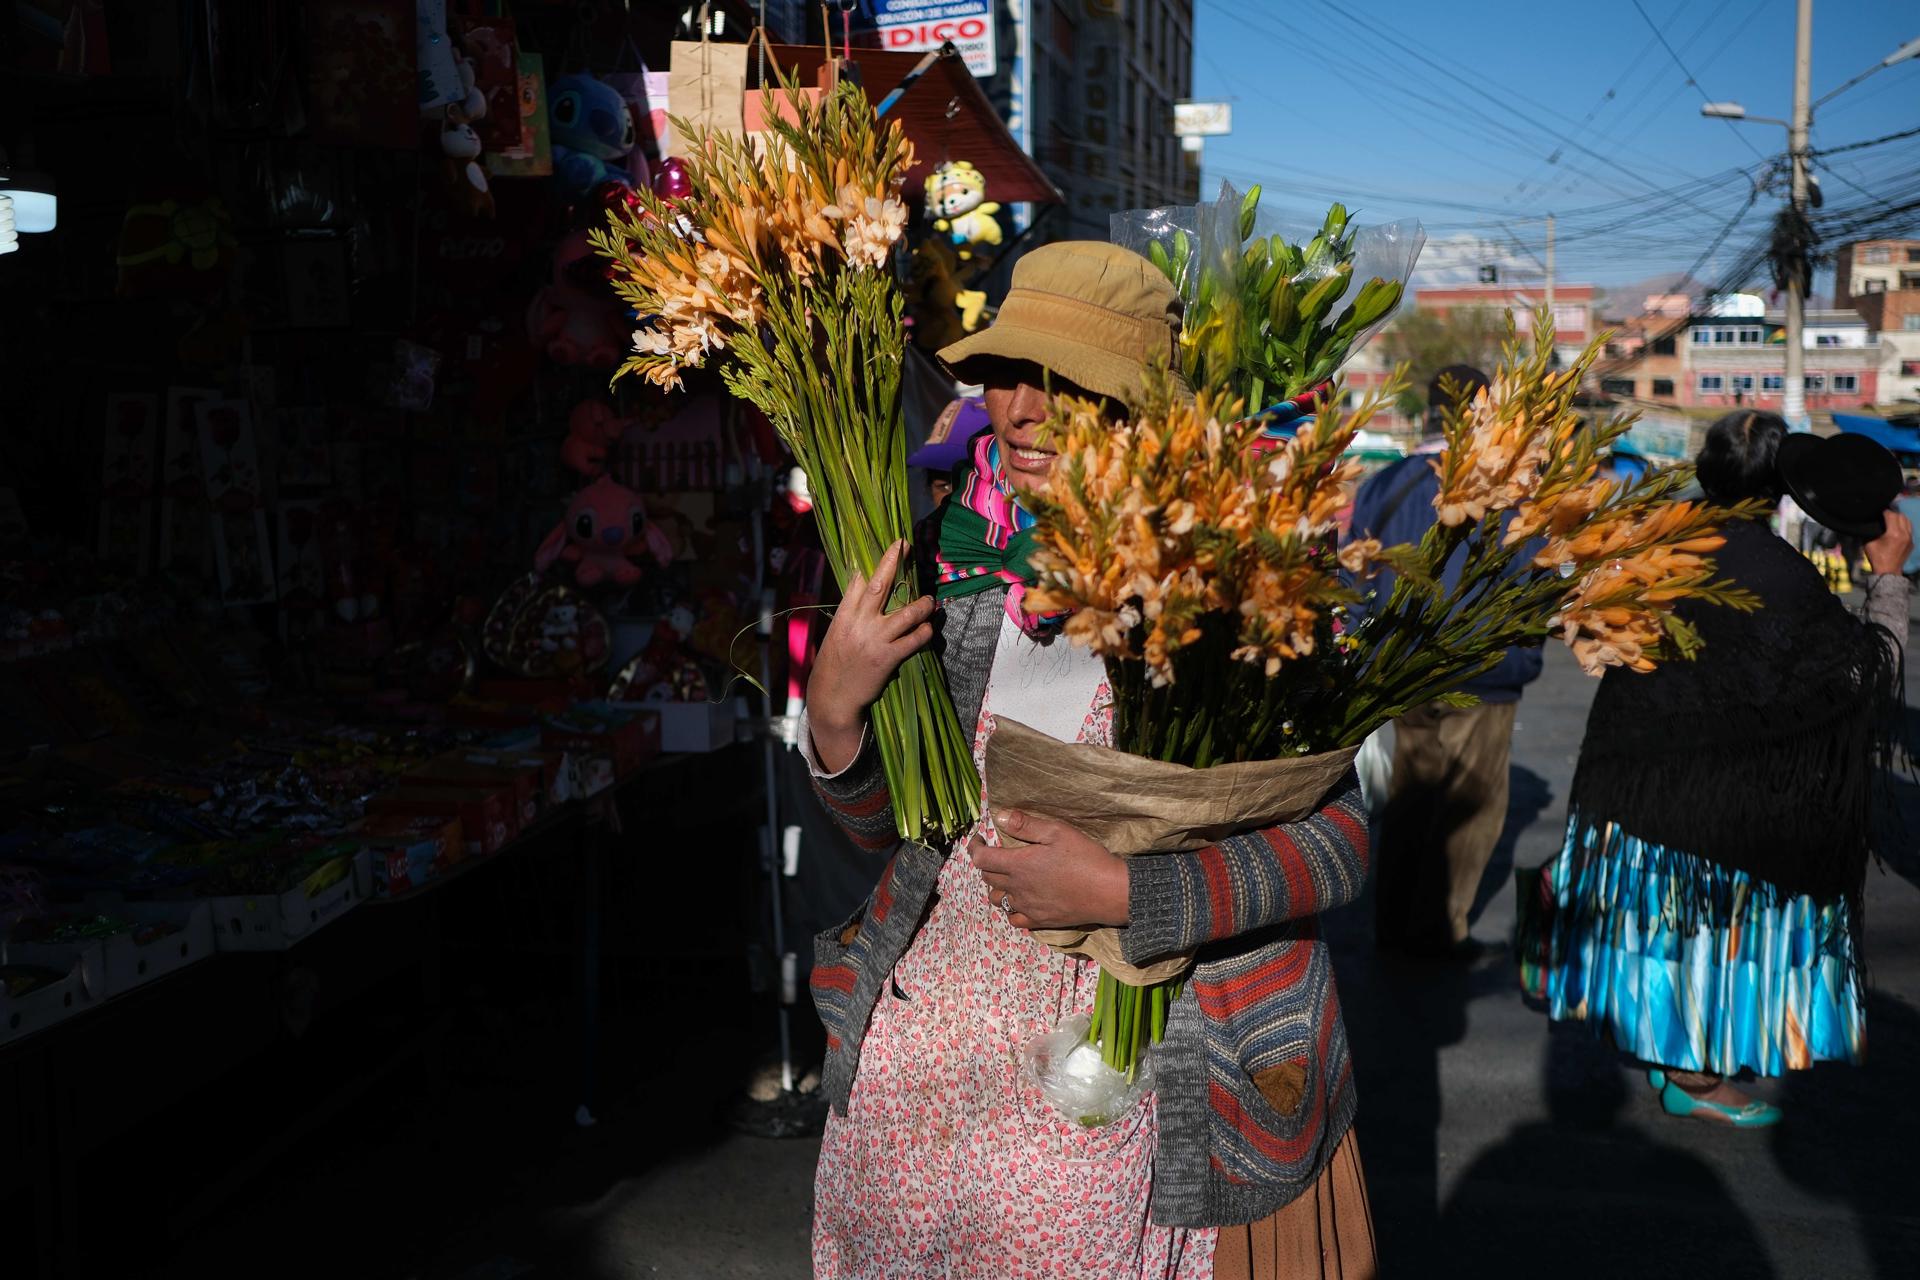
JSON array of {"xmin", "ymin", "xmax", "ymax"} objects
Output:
[{"xmin": 0, "ymin": 6, "xmax": 1054, "ymax": 1274}]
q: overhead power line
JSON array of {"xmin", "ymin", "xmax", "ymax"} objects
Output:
[
  {"xmin": 1813, "ymin": 126, "xmax": 1920, "ymax": 158},
  {"xmin": 1627, "ymin": 0, "xmax": 1770, "ymax": 163}
]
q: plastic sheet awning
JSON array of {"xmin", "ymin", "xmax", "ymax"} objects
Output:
[
  {"xmin": 1834, "ymin": 412, "xmax": 1920, "ymax": 457},
  {"xmin": 755, "ymin": 44, "xmax": 1063, "ymax": 207}
]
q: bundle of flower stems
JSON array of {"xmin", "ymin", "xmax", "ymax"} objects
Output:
[
  {"xmin": 1028, "ymin": 320, "xmax": 1758, "ymax": 1084},
  {"xmin": 588, "ymin": 75, "xmax": 977, "ymax": 842}
]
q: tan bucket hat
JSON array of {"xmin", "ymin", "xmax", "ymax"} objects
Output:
[{"xmin": 937, "ymin": 241, "xmax": 1183, "ymax": 407}]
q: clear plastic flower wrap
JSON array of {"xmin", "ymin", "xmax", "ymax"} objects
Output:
[
  {"xmin": 1020, "ymin": 1014, "xmax": 1155, "ymax": 1127},
  {"xmin": 1112, "ymin": 181, "xmax": 1425, "ymax": 414}
]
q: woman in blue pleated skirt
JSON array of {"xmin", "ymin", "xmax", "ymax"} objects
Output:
[{"xmin": 1523, "ymin": 411, "xmax": 1911, "ymax": 1126}]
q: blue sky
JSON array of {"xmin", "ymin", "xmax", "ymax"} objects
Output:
[{"xmin": 1192, "ymin": 0, "xmax": 1920, "ymax": 296}]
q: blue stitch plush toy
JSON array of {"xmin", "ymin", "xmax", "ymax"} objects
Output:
[{"xmin": 549, "ymin": 74, "xmax": 638, "ymax": 196}]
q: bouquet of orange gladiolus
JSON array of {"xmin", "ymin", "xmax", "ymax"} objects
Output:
[
  {"xmin": 1002, "ymin": 316, "xmax": 1758, "ymax": 1122},
  {"xmin": 587, "ymin": 75, "xmax": 977, "ymax": 845}
]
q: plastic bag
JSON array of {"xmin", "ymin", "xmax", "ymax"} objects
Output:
[
  {"xmin": 1113, "ymin": 181, "xmax": 1425, "ymax": 410},
  {"xmin": 1020, "ymin": 1014, "xmax": 1154, "ymax": 1127}
]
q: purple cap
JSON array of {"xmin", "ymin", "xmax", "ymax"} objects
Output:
[{"xmin": 909, "ymin": 398, "xmax": 990, "ymax": 473}]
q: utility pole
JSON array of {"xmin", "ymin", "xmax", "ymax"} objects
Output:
[
  {"xmin": 1545, "ymin": 212, "xmax": 1556, "ymax": 337},
  {"xmin": 1700, "ymin": 10, "xmax": 1919, "ymax": 427},
  {"xmin": 1784, "ymin": 0, "xmax": 1813, "ymax": 430}
]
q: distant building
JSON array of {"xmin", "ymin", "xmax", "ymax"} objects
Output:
[
  {"xmin": 1028, "ymin": 0, "xmax": 1199, "ymax": 239},
  {"xmin": 1834, "ymin": 238, "xmax": 1920, "ymax": 408},
  {"xmin": 1592, "ymin": 305, "xmax": 1879, "ymax": 410},
  {"xmin": 1684, "ymin": 309, "xmax": 1877, "ymax": 410},
  {"xmin": 1834, "ymin": 237, "xmax": 1920, "ymax": 317},
  {"xmin": 1597, "ymin": 293, "xmax": 1693, "ymax": 402},
  {"xmin": 1415, "ymin": 282, "xmax": 1597, "ymax": 366},
  {"xmin": 847, "ymin": 2, "xmax": 1197, "ymax": 242}
]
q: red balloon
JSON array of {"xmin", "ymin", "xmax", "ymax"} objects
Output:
[{"xmin": 653, "ymin": 156, "xmax": 692, "ymax": 201}]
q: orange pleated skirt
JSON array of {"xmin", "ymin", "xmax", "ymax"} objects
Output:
[{"xmin": 1211, "ymin": 1130, "xmax": 1377, "ymax": 1280}]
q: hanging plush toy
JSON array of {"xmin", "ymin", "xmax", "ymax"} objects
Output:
[
  {"xmin": 560, "ymin": 399, "xmax": 630, "ymax": 477},
  {"xmin": 439, "ymin": 43, "xmax": 491, "ymax": 214},
  {"xmin": 549, "ymin": 74, "xmax": 638, "ymax": 198},
  {"xmin": 924, "ymin": 161, "xmax": 1003, "ymax": 261},
  {"xmin": 525, "ymin": 229, "xmax": 627, "ymax": 366},
  {"xmin": 534, "ymin": 475, "xmax": 673, "ymax": 587}
]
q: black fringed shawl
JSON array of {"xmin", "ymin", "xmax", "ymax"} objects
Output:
[{"xmin": 1570, "ymin": 518, "xmax": 1904, "ymax": 914}]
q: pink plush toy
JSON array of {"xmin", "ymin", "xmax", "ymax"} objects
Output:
[
  {"xmin": 525, "ymin": 230, "xmax": 627, "ymax": 367},
  {"xmin": 535, "ymin": 475, "xmax": 673, "ymax": 586},
  {"xmin": 560, "ymin": 398, "xmax": 629, "ymax": 477}
]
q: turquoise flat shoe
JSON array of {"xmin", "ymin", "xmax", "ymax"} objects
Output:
[
  {"xmin": 1659, "ymin": 1080, "xmax": 1782, "ymax": 1128},
  {"xmin": 1647, "ymin": 1068, "xmax": 1666, "ymax": 1091}
]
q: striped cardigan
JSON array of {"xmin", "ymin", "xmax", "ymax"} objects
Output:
[{"xmin": 803, "ymin": 587, "xmax": 1370, "ymax": 1228}]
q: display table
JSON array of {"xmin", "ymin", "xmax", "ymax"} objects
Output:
[{"xmin": 1, "ymin": 744, "xmax": 760, "ymax": 1279}]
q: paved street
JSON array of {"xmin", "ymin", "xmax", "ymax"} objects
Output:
[
  {"xmin": 154, "ymin": 598, "xmax": 1920, "ymax": 1280},
  {"xmin": 548, "ymin": 619, "xmax": 1920, "ymax": 1280}
]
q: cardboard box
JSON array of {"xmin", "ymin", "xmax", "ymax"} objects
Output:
[
  {"xmin": 401, "ymin": 754, "xmax": 544, "ymax": 830},
  {"xmin": 460, "ymin": 749, "xmax": 581, "ymax": 809},
  {"xmin": 368, "ymin": 785, "xmax": 511, "ymax": 858},
  {"xmin": 541, "ymin": 702, "xmax": 661, "ymax": 777},
  {"xmin": 648, "ymin": 701, "xmax": 736, "ymax": 754},
  {"xmin": 354, "ymin": 812, "xmax": 464, "ymax": 897},
  {"xmin": 0, "ymin": 956, "xmax": 88, "ymax": 1047},
  {"xmin": 7, "ymin": 901, "xmax": 216, "ymax": 1000},
  {"xmin": 203, "ymin": 865, "xmax": 362, "ymax": 952}
]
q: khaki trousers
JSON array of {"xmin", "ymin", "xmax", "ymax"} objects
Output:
[{"xmin": 1373, "ymin": 699, "xmax": 1518, "ymax": 950}]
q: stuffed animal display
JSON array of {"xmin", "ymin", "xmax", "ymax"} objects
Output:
[
  {"xmin": 534, "ymin": 475, "xmax": 673, "ymax": 587},
  {"xmin": 924, "ymin": 161, "xmax": 1003, "ymax": 261},
  {"xmin": 429, "ymin": 42, "xmax": 493, "ymax": 217},
  {"xmin": 549, "ymin": 74, "xmax": 638, "ymax": 197},
  {"xmin": 560, "ymin": 399, "xmax": 629, "ymax": 477},
  {"xmin": 525, "ymin": 229, "xmax": 627, "ymax": 366}
]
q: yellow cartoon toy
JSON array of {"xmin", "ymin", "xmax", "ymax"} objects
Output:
[{"xmin": 924, "ymin": 161, "xmax": 1003, "ymax": 261}]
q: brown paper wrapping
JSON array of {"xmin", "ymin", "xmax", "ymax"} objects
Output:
[{"xmin": 983, "ymin": 718, "xmax": 1360, "ymax": 985}]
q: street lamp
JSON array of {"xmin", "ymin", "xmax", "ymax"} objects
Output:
[
  {"xmin": 1700, "ymin": 13, "xmax": 1919, "ymax": 430},
  {"xmin": 1699, "ymin": 103, "xmax": 1788, "ymax": 127}
]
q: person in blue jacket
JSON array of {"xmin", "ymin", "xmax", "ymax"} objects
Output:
[{"xmin": 1346, "ymin": 364, "xmax": 1543, "ymax": 960}]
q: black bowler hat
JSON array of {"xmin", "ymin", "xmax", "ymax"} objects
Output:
[{"xmin": 1777, "ymin": 431, "xmax": 1902, "ymax": 538}]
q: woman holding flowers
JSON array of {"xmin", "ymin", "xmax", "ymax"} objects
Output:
[
  {"xmin": 802, "ymin": 242, "xmax": 1376, "ymax": 1279},
  {"xmin": 1530, "ymin": 411, "xmax": 1912, "ymax": 1127}
]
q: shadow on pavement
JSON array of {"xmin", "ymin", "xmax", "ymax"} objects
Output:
[
  {"xmin": 1432, "ymin": 1020, "xmax": 1776, "ymax": 1280},
  {"xmin": 1771, "ymin": 992, "xmax": 1920, "ymax": 1279}
]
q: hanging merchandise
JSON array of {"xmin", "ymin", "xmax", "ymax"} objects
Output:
[
  {"xmin": 611, "ymin": 396, "xmax": 723, "ymax": 492},
  {"xmin": 304, "ymin": 0, "xmax": 418, "ymax": 149},
  {"xmin": 601, "ymin": 31, "xmax": 663, "ymax": 191},
  {"xmin": 548, "ymin": 75, "xmax": 639, "ymax": 198},
  {"xmin": 438, "ymin": 119, "xmax": 493, "ymax": 218},
  {"xmin": 421, "ymin": 34, "xmax": 492, "ymax": 216},
  {"xmin": 487, "ymin": 51, "xmax": 554, "ymax": 179},
  {"xmin": 525, "ymin": 230, "xmax": 626, "ymax": 367},
  {"xmin": 561, "ymin": 399, "xmax": 630, "ymax": 478},
  {"xmin": 416, "ymin": 0, "xmax": 465, "ymax": 110},
  {"xmin": 449, "ymin": 9, "xmax": 522, "ymax": 151},
  {"xmin": 662, "ymin": 35, "xmax": 746, "ymax": 156},
  {"xmin": 114, "ymin": 196, "xmax": 238, "ymax": 298},
  {"xmin": 923, "ymin": 160, "xmax": 1002, "ymax": 261},
  {"xmin": 532, "ymin": 475, "xmax": 673, "ymax": 588}
]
